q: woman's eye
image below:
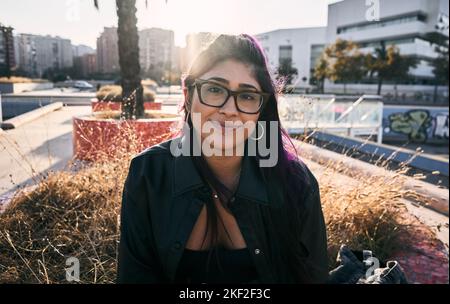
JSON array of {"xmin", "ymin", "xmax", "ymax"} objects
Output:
[
  {"xmin": 207, "ymin": 86, "xmax": 224, "ymax": 94},
  {"xmin": 240, "ymin": 93, "xmax": 257, "ymax": 101}
]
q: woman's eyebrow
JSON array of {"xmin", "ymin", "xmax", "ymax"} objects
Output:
[{"xmin": 207, "ymin": 77, "xmax": 258, "ymax": 91}]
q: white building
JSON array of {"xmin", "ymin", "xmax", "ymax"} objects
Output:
[
  {"xmin": 255, "ymin": 27, "xmax": 327, "ymax": 89},
  {"xmin": 139, "ymin": 28, "xmax": 175, "ymax": 72},
  {"xmin": 16, "ymin": 34, "xmax": 73, "ymax": 77},
  {"xmin": 256, "ymin": 0, "xmax": 449, "ymax": 97}
]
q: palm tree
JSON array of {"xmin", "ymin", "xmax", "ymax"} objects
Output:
[{"xmin": 94, "ymin": 0, "xmax": 146, "ymax": 119}]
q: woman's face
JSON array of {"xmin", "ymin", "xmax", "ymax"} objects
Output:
[{"xmin": 187, "ymin": 59, "xmax": 261, "ymax": 155}]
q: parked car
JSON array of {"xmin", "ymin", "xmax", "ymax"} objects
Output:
[{"xmin": 74, "ymin": 81, "xmax": 94, "ymax": 91}]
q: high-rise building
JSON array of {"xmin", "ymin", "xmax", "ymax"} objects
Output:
[
  {"xmin": 16, "ymin": 34, "xmax": 73, "ymax": 77},
  {"xmin": 0, "ymin": 23, "xmax": 16, "ymax": 76},
  {"xmin": 73, "ymin": 53, "xmax": 97, "ymax": 78},
  {"xmin": 72, "ymin": 44, "xmax": 95, "ymax": 57},
  {"xmin": 182, "ymin": 32, "xmax": 218, "ymax": 72},
  {"xmin": 96, "ymin": 27, "xmax": 176, "ymax": 77},
  {"xmin": 96, "ymin": 27, "xmax": 119, "ymax": 74},
  {"xmin": 139, "ymin": 28, "xmax": 175, "ymax": 73}
]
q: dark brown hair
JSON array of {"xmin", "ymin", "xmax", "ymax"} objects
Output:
[{"xmin": 181, "ymin": 33, "xmax": 314, "ymax": 283}]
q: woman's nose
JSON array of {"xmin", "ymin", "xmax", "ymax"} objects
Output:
[{"xmin": 219, "ymin": 95, "xmax": 239, "ymax": 116}]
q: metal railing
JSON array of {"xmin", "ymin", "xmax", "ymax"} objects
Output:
[{"xmin": 278, "ymin": 94, "xmax": 384, "ymax": 144}]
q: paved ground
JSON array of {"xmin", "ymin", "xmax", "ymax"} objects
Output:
[{"xmin": 0, "ymin": 106, "xmax": 91, "ymax": 197}]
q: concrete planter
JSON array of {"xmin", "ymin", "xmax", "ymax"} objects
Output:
[
  {"xmin": 72, "ymin": 115, "xmax": 179, "ymax": 161},
  {"xmin": 91, "ymin": 98, "xmax": 163, "ymax": 112}
]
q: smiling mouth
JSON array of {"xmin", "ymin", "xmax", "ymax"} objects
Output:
[{"xmin": 209, "ymin": 120, "xmax": 243, "ymax": 131}]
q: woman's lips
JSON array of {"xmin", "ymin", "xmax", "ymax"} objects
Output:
[
  {"xmin": 219, "ymin": 121, "xmax": 237, "ymax": 129},
  {"xmin": 209, "ymin": 120, "xmax": 243, "ymax": 132}
]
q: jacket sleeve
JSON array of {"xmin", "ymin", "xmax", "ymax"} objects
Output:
[
  {"xmin": 117, "ymin": 157, "xmax": 164, "ymax": 283},
  {"xmin": 298, "ymin": 172, "xmax": 329, "ymax": 283}
]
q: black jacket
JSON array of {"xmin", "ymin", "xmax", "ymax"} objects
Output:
[{"xmin": 117, "ymin": 137, "xmax": 329, "ymax": 284}]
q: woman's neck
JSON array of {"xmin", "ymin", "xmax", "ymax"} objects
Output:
[{"xmin": 204, "ymin": 154, "xmax": 243, "ymax": 192}]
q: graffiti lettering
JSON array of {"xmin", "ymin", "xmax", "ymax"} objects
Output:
[
  {"xmin": 388, "ymin": 110, "xmax": 432, "ymax": 143},
  {"xmin": 433, "ymin": 114, "xmax": 449, "ymax": 139}
]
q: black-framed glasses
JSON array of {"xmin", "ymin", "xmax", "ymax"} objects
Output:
[{"xmin": 192, "ymin": 78, "xmax": 270, "ymax": 114}]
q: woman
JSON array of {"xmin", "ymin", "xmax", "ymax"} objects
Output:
[{"xmin": 117, "ymin": 34, "xmax": 328, "ymax": 284}]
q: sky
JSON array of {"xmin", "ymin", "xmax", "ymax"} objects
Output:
[{"xmin": 0, "ymin": 0, "xmax": 340, "ymax": 48}]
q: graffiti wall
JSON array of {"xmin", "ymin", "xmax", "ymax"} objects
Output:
[{"xmin": 382, "ymin": 106, "xmax": 449, "ymax": 144}]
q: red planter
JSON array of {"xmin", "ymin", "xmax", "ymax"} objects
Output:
[
  {"xmin": 73, "ymin": 115, "xmax": 179, "ymax": 161},
  {"xmin": 91, "ymin": 98, "xmax": 163, "ymax": 112}
]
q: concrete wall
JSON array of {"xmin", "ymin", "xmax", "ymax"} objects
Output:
[
  {"xmin": 382, "ymin": 105, "xmax": 449, "ymax": 143},
  {"xmin": 0, "ymin": 82, "xmax": 54, "ymax": 94}
]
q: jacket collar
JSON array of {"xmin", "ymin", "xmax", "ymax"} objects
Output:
[{"xmin": 172, "ymin": 136, "xmax": 269, "ymax": 205}]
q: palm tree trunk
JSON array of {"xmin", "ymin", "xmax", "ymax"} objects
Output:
[
  {"xmin": 116, "ymin": 0, "xmax": 144, "ymax": 119},
  {"xmin": 377, "ymin": 77, "xmax": 383, "ymax": 95}
]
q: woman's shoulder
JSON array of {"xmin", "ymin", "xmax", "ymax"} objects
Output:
[
  {"xmin": 125, "ymin": 138, "xmax": 178, "ymax": 181},
  {"xmin": 289, "ymin": 158, "xmax": 320, "ymax": 193},
  {"xmin": 130, "ymin": 138, "xmax": 177, "ymax": 165}
]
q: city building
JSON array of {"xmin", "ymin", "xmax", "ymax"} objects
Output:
[
  {"xmin": 256, "ymin": 0, "xmax": 449, "ymax": 97},
  {"xmin": 0, "ymin": 23, "xmax": 16, "ymax": 76},
  {"xmin": 182, "ymin": 32, "xmax": 219, "ymax": 72},
  {"xmin": 255, "ymin": 27, "xmax": 327, "ymax": 89},
  {"xmin": 96, "ymin": 27, "xmax": 119, "ymax": 75},
  {"xmin": 96, "ymin": 27, "xmax": 177, "ymax": 77},
  {"xmin": 72, "ymin": 44, "xmax": 95, "ymax": 57},
  {"xmin": 73, "ymin": 53, "xmax": 97, "ymax": 78},
  {"xmin": 139, "ymin": 28, "xmax": 176, "ymax": 73},
  {"xmin": 15, "ymin": 33, "xmax": 73, "ymax": 77}
]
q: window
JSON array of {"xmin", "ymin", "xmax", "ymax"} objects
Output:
[
  {"xmin": 279, "ymin": 45, "xmax": 292, "ymax": 64},
  {"xmin": 337, "ymin": 12, "xmax": 428, "ymax": 34}
]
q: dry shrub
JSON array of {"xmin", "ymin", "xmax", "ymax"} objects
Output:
[
  {"xmin": 318, "ymin": 168, "xmax": 412, "ymax": 267},
  {"xmin": 0, "ymin": 126, "xmax": 175, "ymax": 283},
  {"xmin": 0, "ymin": 77, "xmax": 48, "ymax": 84},
  {"xmin": 96, "ymin": 85, "xmax": 156, "ymax": 102},
  {"xmin": 0, "ymin": 162, "xmax": 125, "ymax": 283},
  {"xmin": 93, "ymin": 110, "xmax": 178, "ymax": 120}
]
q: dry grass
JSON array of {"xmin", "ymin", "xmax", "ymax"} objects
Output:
[
  {"xmin": 92, "ymin": 110, "xmax": 178, "ymax": 120},
  {"xmin": 0, "ymin": 126, "xmax": 172, "ymax": 283},
  {"xmin": 96, "ymin": 85, "xmax": 156, "ymax": 102},
  {"xmin": 141, "ymin": 79, "xmax": 158, "ymax": 87},
  {"xmin": 0, "ymin": 77, "xmax": 48, "ymax": 84},
  {"xmin": 318, "ymin": 165, "xmax": 413, "ymax": 267},
  {"xmin": 0, "ymin": 122, "xmax": 421, "ymax": 283}
]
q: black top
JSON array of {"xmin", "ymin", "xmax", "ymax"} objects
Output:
[
  {"xmin": 117, "ymin": 137, "xmax": 329, "ymax": 283},
  {"xmin": 174, "ymin": 246, "xmax": 259, "ymax": 284}
]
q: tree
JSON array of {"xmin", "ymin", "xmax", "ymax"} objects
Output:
[
  {"xmin": 323, "ymin": 39, "xmax": 367, "ymax": 94},
  {"xmin": 94, "ymin": 0, "xmax": 148, "ymax": 119},
  {"xmin": 366, "ymin": 41, "xmax": 418, "ymax": 95},
  {"xmin": 425, "ymin": 33, "xmax": 449, "ymax": 103},
  {"xmin": 313, "ymin": 55, "xmax": 329, "ymax": 93},
  {"xmin": 276, "ymin": 58, "xmax": 298, "ymax": 86}
]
